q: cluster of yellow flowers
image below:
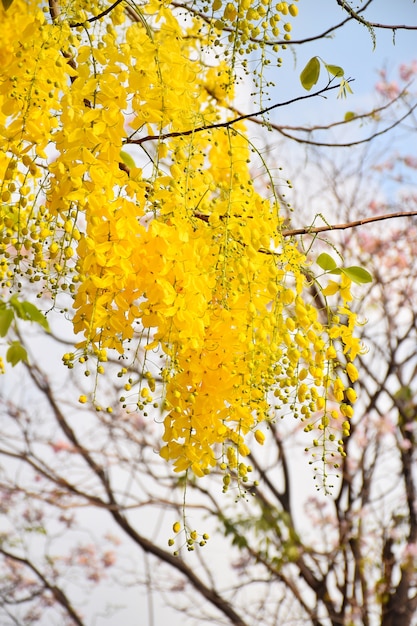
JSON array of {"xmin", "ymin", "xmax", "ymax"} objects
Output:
[{"xmin": 0, "ymin": 0, "xmax": 361, "ymax": 480}]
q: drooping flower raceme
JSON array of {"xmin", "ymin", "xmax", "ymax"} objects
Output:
[{"xmin": 0, "ymin": 0, "xmax": 362, "ymax": 482}]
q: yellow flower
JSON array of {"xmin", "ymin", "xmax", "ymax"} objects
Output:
[
  {"xmin": 254, "ymin": 429, "xmax": 266, "ymax": 445},
  {"xmin": 1, "ymin": 0, "xmax": 363, "ymax": 479},
  {"xmin": 346, "ymin": 362, "xmax": 359, "ymax": 383}
]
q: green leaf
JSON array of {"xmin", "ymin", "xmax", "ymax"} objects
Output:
[
  {"xmin": 21, "ymin": 302, "xmax": 50, "ymax": 332},
  {"xmin": 325, "ymin": 64, "xmax": 344, "ymax": 78},
  {"xmin": 0, "ymin": 308, "xmax": 14, "ymax": 337},
  {"xmin": 24, "ymin": 525, "xmax": 47, "ymax": 535},
  {"xmin": 7, "ymin": 296, "xmax": 50, "ymax": 332},
  {"xmin": 300, "ymin": 57, "xmax": 320, "ymax": 91},
  {"xmin": 344, "ymin": 111, "xmax": 356, "ymax": 121},
  {"xmin": 120, "ymin": 150, "xmax": 136, "ymax": 170},
  {"xmin": 2, "ymin": 0, "xmax": 15, "ymax": 10},
  {"xmin": 338, "ymin": 79, "xmax": 354, "ymax": 99},
  {"xmin": 341, "ymin": 266, "xmax": 372, "ymax": 284},
  {"xmin": 316, "ymin": 253, "xmax": 338, "ymax": 271},
  {"xmin": 6, "ymin": 342, "xmax": 28, "ymax": 366},
  {"xmin": 9, "ymin": 293, "xmax": 24, "ymax": 318},
  {"xmin": 394, "ymin": 386, "xmax": 413, "ymax": 402}
]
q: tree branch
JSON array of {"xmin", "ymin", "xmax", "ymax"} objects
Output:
[
  {"xmin": 0, "ymin": 548, "xmax": 85, "ymax": 626},
  {"xmin": 281, "ymin": 210, "xmax": 417, "ymax": 238},
  {"xmin": 336, "ymin": 0, "xmax": 417, "ymax": 31},
  {"xmin": 69, "ymin": 0, "xmax": 124, "ymax": 27},
  {"xmin": 193, "ymin": 210, "xmax": 417, "ymax": 238},
  {"xmin": 228, "ymin": 85, "xmax": 415, "ymax": 146},
  {"xmin": 108, "ymin": 509, "xmax": 250, "ymax": 626},
  {"xmin": 126, "ymin": 80, "xmax": 349, "ymax": 146},
  {"xmin": 270, "ymin": 101, "xmax": 417, "ymax": 148},
  {"xmin": 22, "ymin": 363, "xmax": 250, "ymax": 626},
  {"xmin": 170, "ymin": 0, "xmax": 373, "ymax": 47}
]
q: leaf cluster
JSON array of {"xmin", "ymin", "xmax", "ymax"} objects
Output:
[
  {"xmin": 0, "ymin": 295, "xmax": 49, "ymax": 365},
  {"xmin": 316, "ymin": 252, "xmax": 372, "ymax": 284}
]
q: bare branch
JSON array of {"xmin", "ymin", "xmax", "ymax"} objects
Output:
[
  {"xmin": 193, "ymin": 210, "xmax": 417, "ymax": 239},
  {"xmin": 270, "ymin": 101, "xmax": 417, "ymax": 148},
  {"xmin": 69, "ymin": 0, "xmax": 124, "ymax": 27},
  {"xmin": 229, "ymin": 84, "xmax": 413, "ymax": 136},
  {"xmin": 170, "ymin": 0, "xmax": 373, "ymax": 47},
  {"xmin": 0, "ymin": 548, "xmax": 85, "ymax": 626},
  {"xmin": 336, "ymin": 0, "xmax": 417, "ymax": 31},
  {"xmin": 126, "ymin": 80, "xmax": 349, "ymax": 146},
  {"xmin": 281, "ymin": 210, "xmax": 417, "ymax": 237}
]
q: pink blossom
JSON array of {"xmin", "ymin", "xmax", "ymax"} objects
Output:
[
  {"xmin": 399, "ymin": 60, "xmax": 417, "ymax": 82},
  {"xmin": 102, "ymin": 551, "xmax": 116, "ymax": 567},
  {"xmin": 104, "ymin": 532, "xmax": 122, "ymax": 546},
  {"xmin": 384, "ymin": 252, "xmax": 409, "ymax": 270},
  {"xmin": 403, "ymin": 155, "xmax": 417, "ymax": 169},
  {"xmin": 131, "ymin": 413, "xmax": 147, "ymax": 430},
  {"xmin": 372, "ymin": 159, "xmax": 394, "ymax": 172},
  {"xmin": 358, "ymin": 232, "xmax": 378, "ymax": 254},
  {"xmin": 375, "ymin": 80, "xmax": 400, "ymax": 99},
  {"xmin": 367, "ymin": 200, "xmax": 382, "ymax": 212},
  {"xmin": 403, "ymin": 542, "xmax": 417, "ymax": 559},
  {"xmin": 399, "ymin": 437, "xmax": 412, "ymax": 451},
  {"xmin": 373, "ymin": 414, "xmax": 396, "ymax": 437},
  {"xmin": 51, "ymin": 440, "xmax": 73, "ymax": 453}
]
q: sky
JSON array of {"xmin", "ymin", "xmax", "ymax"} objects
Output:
[
  {"xmin": 235, "ymin": 0, "xmax": 417, "ymax": 226},
  {"xmin": 268, "ymin": 0, "xmax": 417, "ymax": 120}
]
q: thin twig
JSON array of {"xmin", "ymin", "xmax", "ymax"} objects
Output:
[
  {"xmin": 0, "ymin": 548, "xmax": 85, "ymax": 626},
  {"xmin": 69, "ymin": 0, "xmax": 124, "ymax": 27},
  {"xmin": 273, "ymin": 102, "xmax": 417, "ymax": 148},
  {"xmin": 170, "ymin": 0, "xmax": 373, "ymax": 47},
  {"xmin": 336, "ymin": 0, "xmax": 417, "ymax": 31},
  {"xmin": 193, "ymin": 210, "xmax": 417, "ymax": 237},
  {"xmin": 230, "ymin": 85, "xmax": 412, "ymax": 133},
  {"xmin": 281, "ymin": 210, "xmax": 417, "ymax": 237},
  {"xmin": 126, "ymin": 80, "xmax": 349, "ymax": 146}
]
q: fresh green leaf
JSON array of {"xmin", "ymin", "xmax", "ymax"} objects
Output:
[
  {"xmin": 6, "ymin": 342, "xmax": 28, "ymax": 367},
  {"xmin": 9, "ymin": 293, "xmax": 25, "ymax": 318},
  {"xmin": 300, "ymin": 57, "xmax": 320, "ymax": 91},
  {"xmin": 2, "ymin": 0, "xmax": 15, "ymax": 10},
  {"xmin": 120, "ymin": 150, "xmax": 136, "ymax": 170},
  {"xmin": 394, "ymin": 386, "xmax": 413, "ymax": 402},
  {"xmin": 24, "ymin": 525, "xmax": 47, "ymax": 534},
  {"xmin": 325, "ymin": 64, "xmax": 344, "ymax": 78},
  {"xmin": 21, "ymin": 302, "xmax": 50, "ymax": 332},
  {"xmin": 338, "ymin": 79, "xmax": 354, "ymax": 99},
  {"xmin": 316, "ymin": 253, "xmax": 338, "ymax": 271},
  {"xmin": 0, "ymin": 308, "xmax": 14, "ymax": 337},
  {"xmin": 344, "ymin": 111, "xmax": 356, "ymax": 121},
  {"xmin": 341, "ymin": 266, "xmax": 372, "ymax": 284},
  {"xmin": 7, "ymin": 296, "xmax": 49, "ymax": 332}
]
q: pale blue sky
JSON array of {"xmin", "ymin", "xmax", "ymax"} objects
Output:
[
  {"xmin": 270, "ymin": 0, "xmax": 417, "ymax": 120},
  {"xmin": 238, "ymin": 0, "xmax": 417, "ymax": 217}
]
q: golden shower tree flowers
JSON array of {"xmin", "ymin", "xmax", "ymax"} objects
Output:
[
  {"xmin": 0, "ymin": 0, "xmax": 364, "ymax": 485},
  {"xmin": 346, "ymin": 362, "xmax": 359, "ymax": 383}
]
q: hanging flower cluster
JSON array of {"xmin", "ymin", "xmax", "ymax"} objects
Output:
[{"xmin": 0, "ymin": 0, "xmax": 362, "ymax": 481}]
